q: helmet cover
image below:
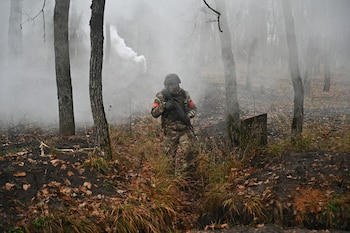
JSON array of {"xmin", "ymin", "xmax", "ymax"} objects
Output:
[{"xmin": 164, "ymin": 73, "xmax": 181, "ymax": 85}]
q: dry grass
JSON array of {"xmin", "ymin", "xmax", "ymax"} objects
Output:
[
  {"xmin": 27, "ymin": 214, "xmax": 97, "ymax": 233},
  {"xmin": 105, "ymin": 116, "xmax": 349, "ymax": 230}
]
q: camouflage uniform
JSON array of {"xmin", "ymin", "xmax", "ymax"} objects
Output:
[{"xmin": 151, "ymin": 74, "xmax": 197, "ymax": 174}]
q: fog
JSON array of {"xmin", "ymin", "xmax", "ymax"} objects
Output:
[{"xmin": 0, "ymin": 0, "xmax": 349, "ymax": 129}]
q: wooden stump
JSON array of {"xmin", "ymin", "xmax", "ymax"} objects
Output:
[{"xmin": 240, "ymin": 113, "xmax": 267, "ymax": 148}]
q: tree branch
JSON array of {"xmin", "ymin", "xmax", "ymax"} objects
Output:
[
  {"xmin": 202, "ymin": 0, "xmax": 223, "ymax": 32},
  {"xmin": 21, "ymin": 0, "xmax": 47, "ymax": 41}
]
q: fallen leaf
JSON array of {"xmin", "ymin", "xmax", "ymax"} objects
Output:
[
  {"xmin": 23, "ymin": 184, "xmax": 31, "ymax": 190},
  {"xmin": 60, "ymin": 164, "xmax": 67, "ymax": 170},
  {"xmin": 59, "ymin": 186, "xmax": 72, "ymax": 195},
  {"xmin": 83, "ymin": 182, "xmax": 92, "ymax": 189},
  {"xmin": 64, "ymin": 178, "xmax": 71, "ymax": 186},
  {"xmin": 51, "ymin": 159, "xmax": 61, "ymax": 167},
  {"xmin": 84, "ymin": 189, "xmax": 92, "ymax": 196},
  {"xmin": 4, "ymin": 183, "xmax": 16, "ymax": 190},
  {"xmin": 67, "ymin": 170, "xmax": 74, "ymax": 177},
  {"xmin": 17, "ymin": 162, "xmax": 25, "ymax": 167},
  {"xmin": 27, "ymin": 158, "xmax": 37, "ymax": 164},
  {"xmin": 13, "ymin": 172, "xmax": 26, "ymax": 177}
]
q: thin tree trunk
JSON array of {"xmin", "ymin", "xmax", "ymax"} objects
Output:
[
  {"xmin": 323, "ymin": 60, "xmax": 331, "ymax": 92},
  {"xmin": 89, "ymin": 0, "xmax": 112, "ymax": 159},
  {"xmin": 323, "ymin": 0, "xmax": 331, "ymax": 92},
  {"xmin": 281, "ymin": 0, "xmax": 304, "ymax": 143},
  {"xmin": 54, "ymin": 0, "xmax": 75, "ymax": 136},
  {"xmin": 303, "ymin": 40, "xmax": 312, "ymax": 97},
  {"xmin": 246, "ymin": 37, "xmax": 258, "ymax": 91},
  {"xmin": 8, "ymin": 0, "xmax": 22, "ymax": 62},
  {"xmin": 215, "ymin": 0, "xmax": 240, "ymax": 147}
]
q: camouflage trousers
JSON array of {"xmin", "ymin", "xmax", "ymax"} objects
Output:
[{"xmin": 163, "ymin": 126, "xmax": 196, "ymax": 175}]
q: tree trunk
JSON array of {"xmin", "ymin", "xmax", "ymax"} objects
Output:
[
  {"xmin": 246, "ymin": 37, "xmax": 258, "ymax": 91},
  {"xmin": 281, "ymin": 0, "xmax": 304, "ymax": 143},
  {"xmin": 303, "ymin": 68, "xmax": 311, "ymax": 98},
  {"xmin": 8, "ymin": 0, "xmax": 22, "ymax": 62},
  {"xmin": 323, "ymin": 59, "xmax": 331, "ymax": 92},
  {"xmin": 215, "ymin": 0, "xmax": 240, "ymax": 147},
  {"xmin": 54, "ymin": 0, "xmax": 75, "ymax": 136},
  {"xmin": 303, "ymin": 40, "xmax": 312, "ymax": 98},
  {"xmin": 323, "ymin": 0, "xmax": 331, "ymax": 92},
  {"xmin": 89, "ymin": 0, "xmax": 112, "ymax": 159},
  {"xmin": 105, "ymin": 22, "xmax": 111, "ymax": 65}
]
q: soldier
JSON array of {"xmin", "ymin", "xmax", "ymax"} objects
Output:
[{"xmin": 151, "ymin": 73, "xmax": 197, "ymax": 174}]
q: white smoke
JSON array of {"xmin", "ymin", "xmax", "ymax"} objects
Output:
[{"xmin": 110, "ymin": 26, "xmax": 147, "ymax": 72}]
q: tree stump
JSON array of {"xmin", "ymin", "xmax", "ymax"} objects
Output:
[{"xmin": 240, "ymin": 113, "xmax": 267, "ymax": 148}]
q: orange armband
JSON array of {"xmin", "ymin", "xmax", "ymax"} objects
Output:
[{"xmin": 187, "ymin": 100, "xmax": 195, "ymax": 108}]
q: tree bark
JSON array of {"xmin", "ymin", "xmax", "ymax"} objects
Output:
[
  {"xmin": 281, "ymin": 0, "xmax": 304, "ymax": 143},
  {"xmin": 89, "ymin": 0, "xmax": 112, "ymax": 159},
  {"xmin": 54, "ymin": 0, "xmax": 75, "ymax": 136},
  {"xmin": 215, "ymin": 0, "xmax": 240, "ymax": 147},
  {"xmin": 8, "ymin": 0, "xmax": 23, "ymax": 62}
]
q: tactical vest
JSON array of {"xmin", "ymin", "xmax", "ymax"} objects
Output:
[{"xmin": 161, "ymin": 89, "xmax": 187, "ymax": 124}]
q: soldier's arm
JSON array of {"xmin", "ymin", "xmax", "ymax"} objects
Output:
[
  {"xmin": 185, "ymin": 91, "xmax": 197, "ymax": 118},
  {"xmin": 151, "ymin": 92, "xmax": 165, "ymax": 118}
]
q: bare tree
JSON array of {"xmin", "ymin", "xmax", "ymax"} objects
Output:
[
  {"xmin": 89, "ymin": 0, "xmax": 112, "ymax": 159},
  {"xmin": 54, "ymin": 0, "xmax": 75, "ymax": 136},
  {"xmin": 214, "ymin": 0, "xmax": 240, "ymax": 147},
  {"xmin": 8, "ymin": 0, "xmax": 23, "ymax": 62},
  {"xmin": 281, "ymin": 0, "xmax": 304, "ymax": 142}
]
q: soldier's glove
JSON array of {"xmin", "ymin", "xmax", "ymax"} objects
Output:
[
  {"xmin": 187, "ymin": 110, "xmax": 196, "ymax": 118},
  {"xmin": 164, "ymin": 101, "xmax": 176, "ymax": 110}
]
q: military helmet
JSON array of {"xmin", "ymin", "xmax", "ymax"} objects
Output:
[{"xmin": 164, "ymin": 73, "xmax": 181, "ymax": 85}]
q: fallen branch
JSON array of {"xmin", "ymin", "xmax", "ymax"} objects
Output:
[{"xmin": 39, "ymin": 141, "xmax": 95, "ymax": 156}]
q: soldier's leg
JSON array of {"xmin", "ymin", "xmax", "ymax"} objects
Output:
[
  {"xmin": 163, "ymin": 128, "xmax": 180, "ymax": 172},
  {"xmin": 178, "ymin": 130, "xmax": 196, "ymax": 172}
]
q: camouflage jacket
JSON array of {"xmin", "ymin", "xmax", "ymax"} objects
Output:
[{"xmin": 151, "ymin": 88, "xmax": 197, "ymax": 130}]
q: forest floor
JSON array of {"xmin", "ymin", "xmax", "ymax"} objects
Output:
[{"xmin": 0, "ymin": 71, "xmax": 350, "ymax": 232}]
